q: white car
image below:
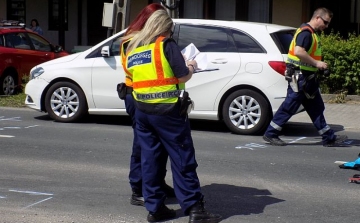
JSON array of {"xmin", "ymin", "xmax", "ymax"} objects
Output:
[{"xmin": 25, "ymin": 19, "xmax": 297, "ymax": 135}]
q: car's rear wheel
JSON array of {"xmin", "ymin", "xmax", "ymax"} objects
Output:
[
  {"xmin": 0, "ymin": 73, "xmax": 16, "ymax": 95},
  {"xmin": 222, "ymin": 89, "xmax": 271, "ymax": 135},
  {"xmin": 45, "ymin": 82, "xmax": 88, "ymax": 122}
]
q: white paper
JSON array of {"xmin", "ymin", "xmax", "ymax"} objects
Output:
[
  {"xmin": 181, "ymin": 43, "xmax": 200, "ymax": 61},
  {"xmin": 194, "ymin": 53, "xmax": 207, "ymax": 71}
]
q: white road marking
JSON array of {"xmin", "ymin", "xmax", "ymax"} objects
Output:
[
  {"xmin": 0, "ymin": 135, "xmax": 15, "ymax": 138},
  {"xmin": 9, "ymin": 190, "xmax": 54, "ymax": 196},
  {"xmin": 9, "ymin": 190, "xmax": 54, "ymax": 209},
  {"xmin": 24, "ymin": 125, "xmax": 39, "ymax": 128},
  {"xmin": 3, "ymin": 127, "xmax": 21, "ymax": 129},
  {"xmin": 0, "ymin": 195, "xmax": 6, "ymax": 199},
  {"xmin": 23, "ymin": 197, "xmax": 53, "ymax": 209},
  {"xmin": 0, "ymin": 117, "xmax": 21, "ymax": 121}
]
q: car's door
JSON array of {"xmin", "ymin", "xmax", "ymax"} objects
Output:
[
  {"xmin": 174, "ymin": 24, "xmax": 241, "ymax": 111},
  {"xmin": 90, "ymin": 35, "xmax": 125, "ymax": 109},
  {"xmin": 5, "ymin": 32, "xmax": 34, "ymax": 75}
]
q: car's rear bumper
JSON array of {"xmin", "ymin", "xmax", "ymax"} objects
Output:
[{"xmin": 25, "ymin": 78, "xmax": 49, "ymax": 111}]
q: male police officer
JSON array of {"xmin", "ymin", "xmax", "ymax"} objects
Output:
[{"xmin": 263, "ymin": 7, "xmax": 347, "ymax": 147}]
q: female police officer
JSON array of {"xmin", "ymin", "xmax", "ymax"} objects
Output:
[
  {"xmin": 119, "ymin": 3, "xmax": 175, "ymax": 207},
  {"xmin": 125, "ymin": 10, "xmax": 221, "ymax": 223}
]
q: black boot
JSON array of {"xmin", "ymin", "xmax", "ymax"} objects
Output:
[
  {"xmin": 147, "ymin": 204, "xmax": 176, "ymax": 222},
  {"xmin": 162, "ymin": 182, "xmax": 176, "ymax": 198},
  {"xmin": 130, "ymin": 190, "xmax": 144, "ymax": 206},
  {"xmin": 188, "ymin": 199, "xmax": 222, "ymax": 223}
]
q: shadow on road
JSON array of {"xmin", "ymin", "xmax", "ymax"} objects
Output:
[
  {"xmin": 201, "ymin": 183, "xmax": 284, "ymax": 220},
  {"xmin": 164, "ymin": 183, "xmax": 285, "ymax": 221}
]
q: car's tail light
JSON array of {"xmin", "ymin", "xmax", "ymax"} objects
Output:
[{"xmin": 268, "ymin": 61, "xmax": 286, "ymax": 76}]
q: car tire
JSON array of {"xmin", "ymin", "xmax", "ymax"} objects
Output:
[
  {"xmin": 0, "ymin": 73, "xmax": 16, "ymax": 95},
  {"xmin": 45, "ymin": 81, "xmax": 88, "ymax": 122},
  {"xmin": 222, "ymin": 89, "xmax": 271, "ymax": 135}
]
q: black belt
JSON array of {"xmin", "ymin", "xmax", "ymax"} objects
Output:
[{"xmin": 126, "ymin": 86, "xmax": 133, "ymax": 94}]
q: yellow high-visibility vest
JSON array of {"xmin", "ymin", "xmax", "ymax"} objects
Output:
[
  {"xmin": 126, "ymin": 36, "xmax": 184, "ymax": 104},
  {"xmin": 120, "ymin": 38, "xmax": 133, "ymax": 86},
  {"xmin": 287, "ymin": 26, "xmax": 322, "ymax": 72}
]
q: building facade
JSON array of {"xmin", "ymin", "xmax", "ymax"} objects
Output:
[{"xmin": 0, "ymin": 0, "xmax": 359, "ymax": 52}]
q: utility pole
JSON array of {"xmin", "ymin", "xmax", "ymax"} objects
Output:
[
  {"xmin": 112, "ymin": 0, "xmax": 131, "ymax": 35},
  {"xmin": 107, "ymin": 0, "xmax": 180, "ymax": 36}
]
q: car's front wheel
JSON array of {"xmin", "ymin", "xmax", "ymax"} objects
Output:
[
  {"xmin": 45, "ymin": 82, "xmax": 88, "ymax": 122},
  {"xmin": 0, "ymin": 73, "xmax": 16, "ymax": 95},
  {"xmin": 222, "ymin": 89, "xmax": 271, "ymax": 135}
]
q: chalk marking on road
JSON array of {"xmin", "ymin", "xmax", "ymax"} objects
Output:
[
  {"xmin": 0, "ymin": 117, "xmax": 21, "ymax": 121},
  {"xmin": 236, "ymin": 143, "xmax": 268, "ymax": 150},
  {"xmin": 246, "ymin": 143, "xmax": 267, "ymax": 148},
  {"xmin": 288, "ymin": 137, "xmax": 307, "ymax": 144},
  {"xmin": 9, "ymin": 190, "xmax": 54, "ymax": 196},
  {"xmin": 343, "ymin": 140, "xmax": 353, "ymax": 145},
  {"xmin": 24, "ymin": 125, "xmax": 39, "ymax": 128},
  {"xmin": 0, "ymin": 135, "xmax": 15, "ymax": 138},
  {"xmin": 23, "ymin": 197, "xmax": 53, "ymax": 209},
  {"xmin": 235, "ymin": 146, "xmax": 254, "ymax": 150}
]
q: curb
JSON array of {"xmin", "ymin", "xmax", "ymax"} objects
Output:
[{"xmin": 322, "ymin": 94, "xmax": 360, "ymax": 103}]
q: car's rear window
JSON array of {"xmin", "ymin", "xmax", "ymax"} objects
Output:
[{"xmin": 271, "ymin": 30, "xmax": 295, "ymax": 54}]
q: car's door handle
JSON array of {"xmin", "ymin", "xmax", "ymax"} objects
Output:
[{"xmin": 211, "ymin": 59, "xmax": 228, "ymax": 64}]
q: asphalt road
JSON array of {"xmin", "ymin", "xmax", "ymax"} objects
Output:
[{"xmin": 0, "ymin": 107, "xmax": 360, "ymax": 223}]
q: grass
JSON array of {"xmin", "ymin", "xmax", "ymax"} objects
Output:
[{"xmin": 0, "ymin": 93, "xmax": 27, "ymax": 107}]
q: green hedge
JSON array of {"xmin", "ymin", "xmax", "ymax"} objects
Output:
[{"xmin": 320, "ymin": 32, "xmax": 360, "ymax": 95}]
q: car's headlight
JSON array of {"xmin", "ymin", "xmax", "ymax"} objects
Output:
[{"xmin": 30, "ymin": 67, "xmax": 44, "ymax": 79}]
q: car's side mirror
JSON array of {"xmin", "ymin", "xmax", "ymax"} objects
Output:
[
  {"xmin": 101, "ymin": 46, "xmax": 110, "ymax": 57},
  {"xmin": 54, "ymin": 45, "xmax": 63, "ymax": 53}
]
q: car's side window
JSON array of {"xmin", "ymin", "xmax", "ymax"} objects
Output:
[
  {"xmin": 7, "ymin": 33, "xmax": 31, "ymax": 50},
  {"xmin": 28, "ymin": 33, "xmax": 52, "ymax": 52},
  {"xmin": 4, "ymin": 34, "xmax": 14, "ymax": 48},
  {"xmin": 177, "ymin": 24, "xmax": 236, "ymax": 53},
  {"xmin": 0, "ymin": 35, "xmax": 3, "ymax": 46},
  {"xmin": 231, "ymin": 30, "xmax": 265, "ymax": 53},
  {"xmin": 111, "ymin": 37, "xmax": 121, "ymax": 56}
]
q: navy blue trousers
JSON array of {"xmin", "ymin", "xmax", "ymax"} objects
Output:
[
  {"xmin": 124, "ymin": 94, "xmax": 167, "ymax": 193},
  {"xmin": 264, "ymin": 74, "xmax": 335, "ymax": 145},
  {"xmin": 135, "ymin": 104, "xmax": 202, "ymax": 214}
]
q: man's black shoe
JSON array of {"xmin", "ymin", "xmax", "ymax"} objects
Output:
[
  {"xmin": 162, "ymin": 183, "xmax": 176, "ymax": 198},
  {"xmin": 323, "ymin": 135, "xmax": 348, "ymax": 147},
  {"xmin": 263, "ymin": 135, "xmax": 286, "ymax": 146},
  {"xmin": 130, "ymin": 191, "xmax": 144, "ymax": 206},
  {"xmin": 147, "ymin": 204, "xmax": 176, "ymax": 222},
  {"xmin": 188, "ymin": 199, "xmax": 221, "ymax": 223}
]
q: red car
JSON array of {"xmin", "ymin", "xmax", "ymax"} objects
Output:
[{"xmin": 0, "ymin": 20, "xmax": 69, "ymax": 95}]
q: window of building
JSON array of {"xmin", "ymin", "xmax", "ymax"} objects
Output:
[
  {"xmin": 215, "ymin": 0, "xmax": 236, "ymax": 20},
  {"xmin": 248, "ymin": 0, "xmax": 271, "ymax": 23},
  {"xmin": 183, "ymin": 0, "xmax": 203, "ymax": 19},
  {"xmin": 48, "ymin": 0, "xmax": 68, "ymax": 30},
  {"xmin": 6, "ymin": 0, "xmax": 26, "ymax": 23}
]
